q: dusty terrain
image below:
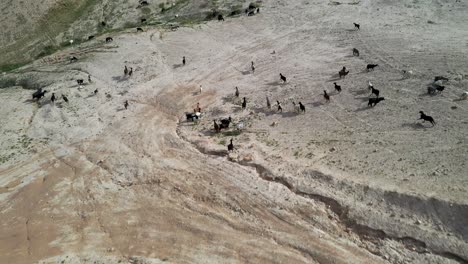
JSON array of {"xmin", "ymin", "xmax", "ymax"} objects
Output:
[{"xmin": 1, "ymin": 0, "xmax": 468, "ymax": 263}]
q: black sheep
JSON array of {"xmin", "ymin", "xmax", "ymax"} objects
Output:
[
  {"xmin": 32, "ymin": 89, "xmax": 48, "ymax": 100},
  {"xmin": 218, "ymin": 14, "xmax": 224, "ymax": 21},
  {"xmin": 366, "ymin": 64, "xmax": 379, "ymax": 71},
  {"xmin": 50, "ymin": 93, "xmax": 56, "ymax": 104},
  {"xmin": 62, "ymin": 94, "xmax": 69, "ymax": 103},
  {"xmin": 353, "ymin": 48, "xmax": 359, "ymax": 56},
  {"xmin": 182, "ymin": 56, "xmax": 186, "ymax": 65},
  {"xmin": 354, "ymin": 23, "xmax": 360, "ymax": 30},
  {"xmin": 77, "ymin": 79, "xmax": 84, "ymax": 85},
  {"xmin": 235, "ymin": 86, "xmax": 239, "ymax": 97},
  {"xmin": 124, "ymin": 100, "xmax": 129, "ymax": 109},
  {"xmin": 106, "ymin": 37, "xmax": 113, "ymax": 43},
  {"xmin": 368, "ymin": 97, "xmax": 384, "ymax": 107},
  {"xmin": 339, "ymin": 67, "xmax": 349, "ymax": 78},
  {"xmin": 277, "ymin": 101, "xmax": 283, "ymax": 112},
  {"xmin": 137, "ymin": 27, "xmax": 144, "ymax": 32},
  {"xmin": 299, "ymin": 102, "xmax": 305, "ymax": 113},
  {"xmin": 242, "ymin": 97, "xmax": 247, "ymax": 109}
]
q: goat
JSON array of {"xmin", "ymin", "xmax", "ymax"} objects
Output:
[
  {"xmin": 101, "ymin": 21, "xmax": 107, "ymax": 27},
  {"xmin": 77, "ymin": 79, "xmax": 84, "ymax": 85},
  {"xmin": 70, "ymin": 56, "xmax": 78, "ymax": 63},
  {"xmin": 292, "ymin": 101, "xmax": 300, "ymax": 113},
  {"xmin": 32, "ymin": 89, "xmax": 47, "ymax": 100},
  {"xmin": 227, "ymin": 138, "xmax": 234, "ymax": 152},
  {"xmin": 242, "ymin": 97, "xmax": 247, "ymax": 109},
  {"xmin": 251, "ymin": 61, "xmax": 255, "ymax": 73},
  {"xmin": 248, "ymin": 11, "xmax": 255, "ymax": 16},
  {"xmin": 218, "ymin": 14, "xmax": 225, "ymax": 21},
  {"xmin": 141, "ymin": 18, "xmax": 147, "ymax": 23},
  {"xmin": 299, "ymin": 102, "xmax": 305, "ymax": 113},
  {"xmin": 434, "ymin": 76, "xmax": 449, "ymax": 82},
  {"xmin": 220, "ymin": 117, "xmax": 231, "ymax": 129},
  {"xmin": 280, "ymin": 73, "xmax": 287, "ymax": 83},
  {"xmin": 436, "ymin": 85, "xmax": 445, "ymax": 93},
  {"xmin": 339, "ymin": 67, "xmax": 349, "ymax": 78},
  {"xmin": 257, "ymin": 8, "xmax": 260, "ymax": 13},
  {"xmin": 277, "ymin": 101, "xmax": 283, "ymax": 112},
  {"xmin": 419, "ymin": 111, "xmax": 436, "ymax": 126},
  {"xmin": 323, "ymin": 90, "xmax": 330, "ymax": 102},
  {"xmin": 62, "ymin": 94, "xmax": 69, "ymax": 103},
  {"xmin": 186, "ymin": 112, "xmax": 200, "ymax": 122},
  {"xmin": 460, "ymin": 91, "xmax": 468, "ymax": 100},
  {"xmin": 334, "ymin": 82, "xmax": 342, "ymax": 93},
  {"xmin": 370, "ymin": 86, "xmax": 380, "ymax": 97},
  {"xmin": 213, "ymin": 120, "xmax": 220, "ymax": 133},
  {"xmin": 94, "ymin": 89, "xmax": 98, "ymax": 94},
  {"xmin": 129, "ymin": 67, "xmax": 133, "ymax": 76},
  {"xmin": 368, "ymin": 81, "xmax": 374, "ymax": 91},
  {"xmin": 235, "ymin": 86, "xmax": 239, "ymax": 97},
  {"xmin": 124, "ymin": 66, "xmax": 128, "ymax": 76},
  {"xmin": 266, "ymin": 96, "xmax": 271, "ymax": 109},
  {"xmin": 353, "ymin": 48, "xmax": 359, "ymax": 56},
  {"xmin": 106, "ymin": 37, "xmax": 113, "ymax": 43},
  {"xmin": 354, "ymin": 23, "xmax": 360, "ymax": 30},
  {"xmin": 137, "ymin": 27, "xmax": 144, "ymax": 32},
  {"xmin": 368, "ymin": 97, "xmax": 384, "ymax": 107},
  {"xmin": 50, "ymin": 93, "xmax": 56, "ymax": 104},
  {"xmin": 182, "ymin": 56, "xmax": 186, "ymax": 65},
  {"xmin": 366, "ymin": 64, "xmax": 379, "ymax": 71},
  {"xmin": 124, "ymin": 100, "xmax": 129, "ymax": 110},
  {"xmin": 88, "ymin": 35, "xmax": 95, "ymax": 40}
]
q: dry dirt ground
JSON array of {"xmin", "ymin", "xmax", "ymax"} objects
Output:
[{"xmin": 1, "ymin": 0, "xmax": 468, "ymax": 263}]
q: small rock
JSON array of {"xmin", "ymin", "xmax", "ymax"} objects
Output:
[
  {"xmin": 416, "ymin": 219, "xmax": 422, "ymax": 225},
  {"xmin": 329, "ymin": 147, "xmax": 337, "ymax": 152}
]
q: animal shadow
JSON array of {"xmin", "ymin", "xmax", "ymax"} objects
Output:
[
  {"xmin": 401, "ymin": 122, "xmax": 429, "ymax": 129},
  {"xmin": 112, "ymin": 76, "xmax": 128, "ymax": 83},
  {"xmin": 266, "ymin": 81, "xmax": 286, "ymax": 86},
  {"xmin": 241, "ymin": 70, "xmax": 252, "ymax": 75},
  {"xmin": 173, "ymin": 64, "xmax": 183, "ymax": 69}
]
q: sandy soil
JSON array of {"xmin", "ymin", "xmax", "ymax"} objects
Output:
[{"xmin": 1, "ymin": 0, "xmax": 467, "ymax": 263}]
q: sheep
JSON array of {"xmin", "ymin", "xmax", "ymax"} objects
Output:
[
  {"xmin": 277, "ymin": 101, "xmax": 283, "ymax": 112},
  {"xmin": 419, "ymin": 111, "xmax": 436, "ymax": 126},
  {"xmin": 50, "ymin": 93, "xmax": 56, "ymax": 104},
  {"xmin": 227, "ymin": 138, "xmax": 234, "ymax": 152},
  {"xmin": 434, "ymin": 76, "xmax": 449, "ymax": 82},
  {"xmin": 339, "ymin": 67, "xmax": 349, "ymax": 78},
  {"xmin": 88, "ymin": 35, "xmax": 95, "ymax": 41},
  {"xmin": 129, "ymin": 67, "xmax": 133, "ymax": 76},
  {"xmin": 220, "ymin": 117, "xmax": 232, "ymax": 129},
  {"xmin": 370, "ymin": 86, "xmax": 380, "ymax": 97},
  {"xmin": 353, "ymin": 48, "xmax": 359, "ymax": 56},
  {"xmin": 366, "ymin": 64, "xmax": 379, "ymax": 71},
  {"xmin": 242, "ymin": 97, "xmax": 247, "ymax": 109},
  {"xmin": 280, "ymin": 73, "xmax": 287, "ymax": 83},
  {"xmin": 70, "ymin": 56, "xmax": 78, "ymax": 63},
  {"xmin": 140, "ymin": 1, "xmax": 149, "ymax": 6},
  {"xmin": 299, "ymin": 102, "xmax": 305, "ymax": 113},
  {"xmin": 77, "ymin": 79, "xmax": 84, "ymax": 85},
  {"xmin": 124, "ymin": 100, "xmax": 129, "ymax": 110},
  {"xmin": 186, "ymin": 112, "xmax": 199, "ymax": 122},
  {"xmin": 334, "ymin": 82, "xmax": 342, "ymax": 93},
  {"xmin": 137, "ymin": 27, "xmax": 144, "ymax": 32},
  {"xmin": 323, "ymin": 90, "xmax": 330, "ymax": 102},
  {"xmin": 101, "ymin": 21, "xmax": 107, "ymax": 27},
  {"xmin": 62, "ymin": 94, "xmax": 69, "ymax": 103},
  {"xmin": 251, "ymin": 61, "xmax": 255, "ymax": 73},
  {"xmin": 94, "ymin": 88, "xmax": 98, "ymax": 94},
  {"xmin": 124, "ymin": 66, "xmax": 128, "ymax": 76},
  {"xmin": 428, "ymin": 84, "xmax": 445, "ymax": 94},
  {"xmin": 32, "ymin": 89, "xmax": 48, "ymax": 100},
  {"xmin": 353, "ymin": 23, "xmax": 360, "ymax": 30},
  {"xmin": 436, "ymin": 85, "xmax": 445, "ymax": 93},
  {"xmin": 141, "ymin": 18, "xmax": 147, "ymax": 23},
  {"xmin": 248, "ymin": 11, "xmax": 255, "ymax": 16},
  {"xmin": 213, "ymin": 120, "xmax": 220, "ymax": 133},
  {"xmin": 257, "ymin": 8, "xmax": 260, "ymax": 13},
  {"xmin": 218, "ymin": 14, "xmax": 225, "ymax": 21},
  {"xmin": 235, "ymin": 86, "xmax": 239, "ymax": 97},
  {"xmin": 266, "ymin": 96, "xmax": 271, "ymax": 109},
  {"xmin": 368, "ymin": 97, "xmax": 384, "ymax": 107},
  {"xmin": 182, "ymin": 56, "xmax": 186, "ymax": 65}
]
